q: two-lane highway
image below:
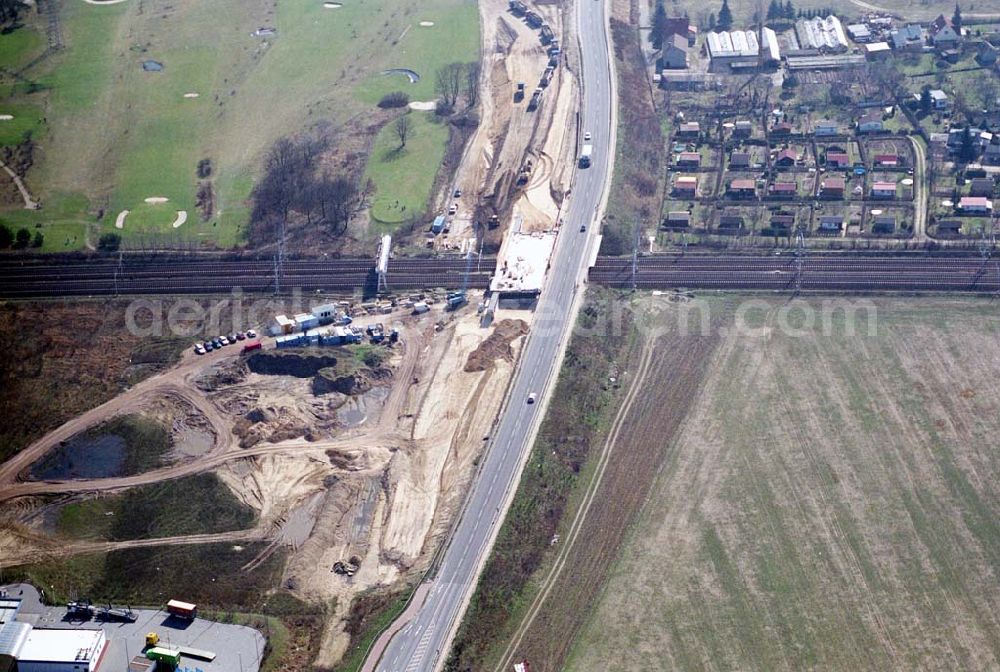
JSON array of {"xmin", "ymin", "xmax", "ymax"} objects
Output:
[{"xmin": 371, "ymin": 0, "xmax": 616, "ymax": 670}]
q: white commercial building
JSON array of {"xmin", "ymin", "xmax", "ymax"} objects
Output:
[
  {"xmin": 15, "ymin": 628, "xmax": 107, "ymax": 672},
  {"xmin": 796, "ymin": 15, "xmax": 849, "ymax": 52},
  {"xmin": 705, "ymin": 28, "xmax": 780, "ymax": 70}
]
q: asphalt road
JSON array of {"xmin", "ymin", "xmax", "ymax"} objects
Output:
[{"xmin": 372, "ymin": 1, "xmax": 615, "ymax": 671}]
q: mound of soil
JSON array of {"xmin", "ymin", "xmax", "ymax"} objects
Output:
[
  {"xmin": 195, "ymin": 358, "xmax": 249, "ymax": 391},
  {"xmin": 313, "ymin": 368, "xmax": 372, "ymax": 396},
  {"xmin": 465, "ymin": 319, "xmax": 529, "ymax": 372}
]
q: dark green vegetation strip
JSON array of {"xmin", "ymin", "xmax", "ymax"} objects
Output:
[
  {"xmin": 55, "ymin": 472, "xmax": 257, "ymax": 541},
  {"xmin": 598, "ymin": 18, "xmax": 666, "ymax": 256},
  {"xmin": 333, "ymin": 586, "xmax": 414, "ymax": 672},
  {"xmin": 10, "ymin": 542, "xmax": 285, "ymax": 608},
  {"xmin": 445, "ymin": 292, "xmax": 637, "ymax": 670}
]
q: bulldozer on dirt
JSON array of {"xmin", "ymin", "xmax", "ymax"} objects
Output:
[{"xmin": 516, "ymin": 159, "xmax": 534, "ymax": 186}]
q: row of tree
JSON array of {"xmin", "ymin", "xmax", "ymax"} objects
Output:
[
  {"xmin": 765, "ymin": 1, "xmax": 797, "ymax": 21},
  {"xmin": 0, "ymin": 224, "xmax": 42, "ymax": 249},
  {"xmin": 434, "ymin": 62, "xmax": 480, "ymax": 115},
  {"xmin": 250, "ymin": 128, "xmax": 361, "ymax": 245}
]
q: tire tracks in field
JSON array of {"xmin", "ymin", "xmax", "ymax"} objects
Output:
[{"xmin": 493, "ymin": 338, "xmax": 657, "ymax": 672}]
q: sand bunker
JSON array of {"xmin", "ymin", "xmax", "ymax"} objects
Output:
[
  {"xmin": 0, "ymin": 115, "xmax": 12, "ymax": 121},
  {"xmin": 323, "ymin": 2, "xmax": 343, "ymax": 7},
  {"xmin": 115, "ymin": 210, "xmax": 129, "ymax": 229},
  {"xmin": 408, "ymin": 100, "xmax": 436, "ymax": 111},
  {"xmin": 382, "ymin": 68, "xmax": 420, "ymax": 84},
  {"xmin": 171, "ymin": 211, "xmax": 188, "ymax": 228},
  {"xmin": 419, "ymin": 21, "xmax": 434, "ymax": 26},
  {"xmin": 144, "ymin": 196, "xmax": 169, "ymax": 204},
  {"xmin": 183, "ymin": 92, "xmax": 199, "ymax": 98}
]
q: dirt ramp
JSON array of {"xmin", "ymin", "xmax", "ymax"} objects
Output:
[{"xmin": 465, "ymin": 319, "xmax": 529, "ymax": 372}]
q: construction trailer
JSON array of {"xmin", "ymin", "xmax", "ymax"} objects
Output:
[
  {"xmin": 145, "ymin": 647, "xmax": 181, "ymax": 667},
  {"xmin": 165, "ymin": 600, "xmax": 197, "ymax": 620}
]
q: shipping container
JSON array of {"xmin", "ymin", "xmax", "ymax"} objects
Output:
[{"xmin": 166, "ymin": 599, "xmax": 197, "ymax": 620}]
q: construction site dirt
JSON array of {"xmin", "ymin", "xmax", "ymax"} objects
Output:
[
  {"xmin": 443, "ymin": 0, "xmax": 578, "ymax": 255},
  {"xmin": 0, "ymin": 294, "xmax": 530, "ymax": 668}
]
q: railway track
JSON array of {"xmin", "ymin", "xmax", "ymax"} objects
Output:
[
  {"xmin": 2, "ymin": 253, "xmax": 1000, "ymax": 297},
  {"xmin": 0, "ymin": 256, "xmax": 497, "ymax": 298},
  {"xmin": 589, "ymin": 255, "xmax": 1000, "ymax": 292}
]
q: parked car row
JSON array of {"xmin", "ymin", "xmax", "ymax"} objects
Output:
[{"xmin": 194, "ymin": 329, "xmax": 258, "ymax": 355}]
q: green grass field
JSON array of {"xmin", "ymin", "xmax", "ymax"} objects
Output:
[
  {"xmin": 565, "ymin": 297, "xmax": 1000, "ymax": 671},
  {"xmin": 365, "ymin": 111, "xmax": 449, "ymax": 225},
  {"xmin": 0, "ymin": 0, "xmax": 479, "ymax": 250}
]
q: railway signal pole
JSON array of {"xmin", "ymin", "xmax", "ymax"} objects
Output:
[
  {"xmin": 274, "ymin": 217, "xmax": 287, "ymax": 295},
  {"xmin": 113, "ymin": 250, "xmax": 123, "ymax": 297},
  {"xmin": 631, "ymin": 221, "xmax": 640, "ymax": 292},
  {"xmin": 794, "ymin": 229, "xmax": 806, "ymax": 294}
]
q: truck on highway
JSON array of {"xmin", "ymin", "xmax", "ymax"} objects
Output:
[{"xmin": 579, "ymin": 144, "xmax": 593, "ymax": 168}]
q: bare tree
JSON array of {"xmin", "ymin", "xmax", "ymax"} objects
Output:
[
  {"xmin": 465, "ymin": 62, "xmax": 481, "ymax": 108},
  {"xmin": 435, "ymin": 62, "xmax": 464, "ymax": 111},
  {"xmin": 394, "ymin": 114, "xmax": 412, "ymax": 148}
]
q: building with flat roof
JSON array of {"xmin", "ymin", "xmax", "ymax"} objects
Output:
[
  {"xmin": 17, "ymin": 628, "xmax": 107, "ymax": 672},
  {"xmin": 796, "ymin": 15, "xmax": 849, "ymax": 52},
  {"xmin": 706, "ymin": 28, "xmax": 780, "ymax": 70}
]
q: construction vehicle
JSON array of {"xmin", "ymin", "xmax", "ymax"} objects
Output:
[
  {"xmin": 166, "ymin": 599, "xmax": 197, "ymax": 620},
  {"xmin": 367, "ymin": 322, "xmax": 385, "ymax": 343},
  {"xmin": 579, "ymin": 144, "xmax": 593, "ymax": 168},
  {"xmin": 525, "ymin": 10, "xmax": 542, "ymax": 28},
  {"xmin": 527, "ymin": 87, "xmax": 542, "ymax": 111},
  {"xmin": 98, "ymin": 603, "xmax": 137, "ymax": 622},
  {"xmin": 514, "ymin": 81, "xmax": 525, "ymax": 102},
  {"xmin": 146, "ymin": 647, "xmax": 181, "ymax": 667},
  {"xmin": 517, "ymin": 159, "xmax": 534, "ymax": 186},
  {"xmin": 540, "ymin": 66, "xmax": 554, "ymax": 88},
  {"xmin": 488, "ymin": 214, "xmax": 500, "ymax": 229},
  {"xmin": 508, "ymin": 0, "xmax": 526, "ymax": 15},
  {"xmin": 67, "ymin": 599, "xmax": 93, "ymax": 617},
  {"xmin": 540, "ymin": 24, "xmax": 555, "ymax": 44}
]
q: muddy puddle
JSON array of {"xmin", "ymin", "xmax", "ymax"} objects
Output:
[
  {"xmin": 338, "ymin": 386, "xmax": 389, "ymax": 428},
  {"xmin": 30, "ymin": 434, "xmax": 126, "ymax": 480}
]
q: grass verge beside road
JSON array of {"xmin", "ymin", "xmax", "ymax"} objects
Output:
[{"xmin": 445, "ymin": 291, "xmax": 641, "ymax": 670}]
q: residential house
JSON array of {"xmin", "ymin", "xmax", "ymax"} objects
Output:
[
  {"xmin": 864, "ymin": 42, "xmax": 892, "ymax": 60},
  {"xmin": 929, "ymin": 89, "xmax": 949, "ymax": 110},
  {"xmin": 677, "ymin": 121, "xmax": 701, "ymax": 138},
  {"xmin": 959, "ymin": 196, "xmax": 992, "ymax": 213},
  {"xmin": 977, "ymin": 41, "xmax": 998, "ymax": 65},
  {"xmin": 818, "ymin": 215, "xmax": 843, "ymax": 233},
  {"xmin": 985, "ymin": 141, "xmax": 1000, "ymax": 164},
  {"xmin": 664, "ymin": 17, "xmax": 690, "ymax": 40},
  {"xmin": 728, "ymin": 178, "xmax": 756, "ymax": 198},
  {"xmin": 874, "ymin": 154, "xmax": 899, "ymax": 167},
  {"xmin": 969, "ymin": 177, "xmax": 995, "ymax": 197},
  {"xmin": 730, "ymin": 151, "xmax": 751, "ymax": 168},
  {"xmin": 872, "ymin": 214, "xmax": 897, "ymax": 233},
  {"xmin": 774, "ymin": 148, "xmax": 799, "ymax": 167},
  {"xmin": 937, "ymin": 219, "xmax": 962, "ymax": 235},
  {"xmin": 772, "ymin": 121, "xmax": 793, "ymax": 135},
  {"xmin": 663, "ymin": 34, "xmax": 689, "ymax": 69},
  {"xmin": 890, "ymin": 25, "xmax": 925, "ymax": 51},
  {"xmin": 676, "ymin": 151, "xmax": 701, "ymax": 167},
  {"xmin": 814, "ymin": 120, "xmax": 839, "ymax": 136},
  {"xmin": 826, "ymin": 151, "xmax": 850, "ymax": 168},
  {"xmin": 857, "ymin": 112, "xmax": 884, "ymax": 133},
  {"xmin": 769, "ymin": 181, "xmax": 798, "ymax": 198},
  {"xmin": 872, "ymin": 181, "xmax": 897, "ymax": 199},
  {"xmin": 847, "ymin": 24, "xmax": 872, "ymax": 42},
  {"xmin": 719, "ymin": 209, "xmax": 744, "ymax": 228},
  {"xmin": 674, "ymin": 175, "xmax": 698, "ymax": 195},
  {"xmin": 734, "ymin": 120, "xmax": 753, "ymax": 136},
  {"xmin": 820, "ymin": 176, "xmax": 846, "ymax": 198},
  {"xmin": 770, "ymin": 213, "xmax": 795, "ymax": 231},
  {"xmin": 929, "ymin": 15, "xmax": 960, "ymax": 48},
  {"xmin": 664, "ymin": 210, "xmax": 691, "ymax": 227}
]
